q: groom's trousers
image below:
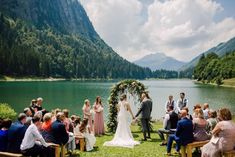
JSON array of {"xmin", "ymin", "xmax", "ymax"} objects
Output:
[{"xmin": 140, "ymin": 118, "xmax": 151, "ymax": 139}]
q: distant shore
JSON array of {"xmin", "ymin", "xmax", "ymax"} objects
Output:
[{"xmin": 194, "ymin": 78, "xmax": 235, "ymax": 88}]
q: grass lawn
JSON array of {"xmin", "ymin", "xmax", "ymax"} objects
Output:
[
  {"xmin": 223, "ymin": 78, "xmax": 235, "ymax": 87},
  {"xmin": 76, "ymin": 122, "xmax": 176, "ymax": 157}
]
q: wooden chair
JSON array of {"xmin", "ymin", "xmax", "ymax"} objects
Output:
[
  {"xmin": 75, "ymin": 135, "xmax": 86, "ymax": 152},
  {"xmin": 223, "ymin": 150, "xmax": 235, "ymax": 157},
  {"xmin": 181, "ymin": 140, "xmax": 209, "ymax": 157},
  {"xmin": 0, "ymin": 152, "xmax": 23, "ymax": 157}
]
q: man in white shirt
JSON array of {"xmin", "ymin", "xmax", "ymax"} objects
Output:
[
  {"xmin": 176, "ymin": 92, "xmax": 188, "ymax": 113},
  {"xmin": 165, "ymin": 95, "xmax": 176, "ymax": 113},
  {"xmin": 21, "ymin": 116, "xmax": 52, "ymax": 157}
]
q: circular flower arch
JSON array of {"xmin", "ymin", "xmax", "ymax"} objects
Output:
[{"xmin": 107, "ymin": 79, "xmax": 147, "ymax": 132}]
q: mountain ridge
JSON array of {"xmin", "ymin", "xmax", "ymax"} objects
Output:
[{"xmin": 134, "ymin": 53, "xmax": 185, "ymax": 71}]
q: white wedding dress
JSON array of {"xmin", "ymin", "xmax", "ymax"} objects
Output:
[{"xmin": 103, "ymin": 101, "xmax": 140, "ymax": 148}]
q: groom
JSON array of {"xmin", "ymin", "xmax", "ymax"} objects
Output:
[{"xmin": 135, "ymin": 92, "xmax": 152, "ymax": 141}]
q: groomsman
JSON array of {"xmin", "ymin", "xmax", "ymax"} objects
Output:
[
  {"xmin": 135, "ymin": 92, "xmax": 152, "ymax": 141},
  {"xmin": 165, "ymin": 95, "xmax": 176, "ymax": 113},
  {"xmin": 176, "ymin": 92, "xmax": 188, "ymax": 113}
]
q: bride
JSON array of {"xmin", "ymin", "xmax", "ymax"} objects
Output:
[{"xmin": 103, "ymin": 94, "xmax": 140, "ymax": 148}]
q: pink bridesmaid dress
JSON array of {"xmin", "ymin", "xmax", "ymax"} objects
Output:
[{"xmin": 93, "ymin": 103, "xmax": 105, "ymax": 136}]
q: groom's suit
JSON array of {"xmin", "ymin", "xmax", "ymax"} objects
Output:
[{"xmin": 135, "ymin": 98, "xmax": 152, "ymax": 140}]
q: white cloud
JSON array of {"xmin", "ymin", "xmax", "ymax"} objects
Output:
[{"xmin": 80, "ymin": 0, "xmax": 235, "ymax": 62}]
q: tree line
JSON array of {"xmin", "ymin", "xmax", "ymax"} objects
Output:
[
  {"xmin": 0, "ymin": 13, "xmax": 178, "ymax": 79},
  {"xmin": 193, "ymin": 52, "xmax": 235, "ymax": 85}
]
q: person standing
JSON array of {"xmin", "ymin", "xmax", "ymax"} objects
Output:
[
  {"xmin": 203, "ymin": 103, "xmax": 210, "ymax": 119},
  {"xmin": 83, "ymin": 99, "xmax": 93, "ymax": 132},
  {"xmin": 176, "ymin": 92, "xmax": 188, "ymax": 113},
  {"xmin": 93, "ymin": 96, "xmax": 105, "ymax": 136},
  {"xmin": 165, "ymin": 95, "xmax": 176, "ymax": 113},
  {"xmin": 135, "ymin": 92, "xmax": 153, "ymax": 141}
]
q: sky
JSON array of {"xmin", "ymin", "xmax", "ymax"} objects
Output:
[{"xmin": 79, "ymin": 0, "xmax": 235, "ymax": 62}]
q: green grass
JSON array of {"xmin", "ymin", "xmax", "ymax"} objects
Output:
[
  {"xmin": 77, "ymin": 122, "xmax": 168, "ymax": 157},
  {"xmin": 223, "ymin": 78, "xmax": 235, "ymax": 87}
]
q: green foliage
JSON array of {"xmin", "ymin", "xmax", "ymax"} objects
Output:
[
  {"xmin": 0, "ymin": 13, "xmax": 152, "ymax": 79},
  {"xmin": 152, "ymin": 69, "xmax": 178, "ymax": 79},
  {"xmin": 107, "ymin": 80, "xmax": 146, "ymax": 132},
  {"xmin": 193, "ymin": 52, "xmax": 235, "ymax": 85},
  {"xmin": 0, "ymin": 103, "xmax": 17, "ymax": 120}
]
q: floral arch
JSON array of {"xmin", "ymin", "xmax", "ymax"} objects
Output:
[{"xmin": 107, "ymin": 79, "xmax": 147, "ymax": 132}]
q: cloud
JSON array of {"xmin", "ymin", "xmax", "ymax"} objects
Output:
[{"xmin": 80, "ymin": 0, "xmax": 235, "ymax": 62}]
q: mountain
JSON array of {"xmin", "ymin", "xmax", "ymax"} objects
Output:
[
  {"xmin": 0, "ymin": 0, "xmax": 152, "ymax": 79},
  {"xmin": 134, "ymin": 53, "xmax": 185, "ymax": 71},
  {"xmin": 180, "ymin": 37, "xmax": 235, "ymax": 71}
]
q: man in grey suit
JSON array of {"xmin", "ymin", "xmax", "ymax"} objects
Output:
[{"xmin": 135, "ymin": 92, "xmax": 152, "ymax": 141}]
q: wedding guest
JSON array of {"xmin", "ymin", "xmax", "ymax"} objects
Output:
[
  {"xmin": 182, "ymin": 107, "xmax": 193, "ymax": 120},
  {"xmin": 41, "ymin": 113, "xmax": 53, "ymax": 142},
  {"xmin": 93, "ymin": 96, "xmax": 105, "ymax": 136},
  {"xmin": 166, "ymin": 110, "xmax": 194, "ymax": 155},
  {"xmin": 79, "ymin": 118, "xmax": 96, "ymax": 151},
  {"xmin": 192, "ymin": 104, "xmax": 202, "ymax": 118},
  {"xmin": 7, "ymin": 113, "xmax": 27, "ymax": 153},
  {"xmin": 35, "ymin": 97, "xmax": 47, "ymax": 115},
  {"xmin": 201, "ymin": 108, "xmax": 235, "ymax": 157},
  {"xmin": 203, "ymin": 103, "xmax": 210, "ymax": 119},
  {"xmin": 193, "ymin": 109, "xmax": 210, "ymax": 141},
  {"xmin": 83, "ymin": 99, "xmax": 93, "ymax": 132},
  {"xmin": 165, "ymin": 95, "xmax": 176, "ymax": 113},
  {"xmin": 52, "ymin": 108, "xmax": 61, "ymax": 122},
  {"xmin": 51, "ymin": 112, "xmax": 69, "ymax": 145},
  {"xmin": 20, "ymin": 116, "xmax": 52, "ymax": 157},
  {"xmin": 62, "ymin": 109, "xmax": 76, "ymax": 151},
  {"xmin": 0, "ymin": 119, "xmax": 12, "ymax": 151},
  {"xmin": 176, "ymin": 92, "xmax": 188, "ymax": 113},
  {"xmin": 157, "ymin": 105, "xmax": 178, "ymax": 146},
  {"xmin": 206, "ymin": 109, "xmax": 218, "ymax": 132},
  {"xmin": 29, "ymin": 99, "xmax": 37, "ymax": 116},
  {"xmin": 24, "ymin": 107, "xmax": 33, "ymax": 126},
  {"xmin": 63, "ymin": 109, "xmax": 73, "ymax": 132}
]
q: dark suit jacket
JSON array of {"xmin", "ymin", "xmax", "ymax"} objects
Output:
[
  {"xmin": 7, "ymin": 121, "xmax": 27, "ymax": 153},
  {"xmin": 175, "ymin": 117, "xmax": 194, "ymax": 146},
  {"xmin": 51, "ymin": 120, "xmax": 69, "ymax": 145},
  {"xmin": 135, "ymin": 99, "xmax": 152, "ymax": 119}
]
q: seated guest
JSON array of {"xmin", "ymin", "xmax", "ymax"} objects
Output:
[
  {"xmin": 203, "ymin": 103, "xmax": 210, "ymax": 120},
  {"xmin": 7, "ymin": 113, "xmax": 27, "ymax": 153},
  {"xmin": 51, "ymin": 108, "xmax": 61, "ymax": 122},
  {"xmin": 0, "ymin": 119, "xmax": 12, "ymax": 151},
  {"xmin": 79, "ymin": 118, "xmax": 96, "ymax": 151},
  {"xmin": 166, "ymin": 110, "xmax": 194, "ymax": 155},
  {"xmin": 206, "ymin": 109, "xmax": 218, "ymax": 132},
  {"xmin": 165, "ymin": 95, "xmax": 176, "ymax": 113},
  {"xmin": 41, "ymin": 113, "xmax": 53, "ymax": 142},
  {"xmin": 21, "ymin": 116, "xmax": 52, "ymax": 157},
  {"xmin": 51, "ymin": 112, "xmax": 69, "ymax": 145},
  {"xmin": 202, "ymin": 108, "xmax": 235, "ymax": 157},
  {"xmin": 157, "ymin": 105, "xmax": 178, "ymax": 146},
  {"xmin": 193, "ymin": 109, "xmax": 210, "ymax": 141},
  {"xmin": 62, "ymin": 109, "xmax": 76, "ymax": 152},
  {"xmin": 182, "ymin": 107, "xmax": 193, "ymax": 120},
  {"xmin": 74, "ymin": 116, "xmax": 81, "ymax": 136},
  {"xmin": 24, "ymin": 107, "xmax": 33, "ymax": 126},
  {"xmin": 192, "ymin": 104, "xmax": 202, "ymax": 118}
]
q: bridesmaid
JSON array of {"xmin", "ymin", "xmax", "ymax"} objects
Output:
[
  {"xmin": 82, "ymin": 99, "xmax": 93, "ymax": 132},
  {"xmin": 93, "ymin": 96, "xmax": 105, "ymax": 136}
]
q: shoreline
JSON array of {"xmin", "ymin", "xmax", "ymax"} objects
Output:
[{"xmin": 194, "ymin": 78, "xmax": 235, "ymax": 88}]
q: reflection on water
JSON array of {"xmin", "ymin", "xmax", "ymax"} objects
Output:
[{"xmin": 0, "ymin": 79, "xmax": 234, "ymax": 120}]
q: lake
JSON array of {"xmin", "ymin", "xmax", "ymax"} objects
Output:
[{"xmin": 0, "ymin": 79, "xmax": 235, "ymax": 120}]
